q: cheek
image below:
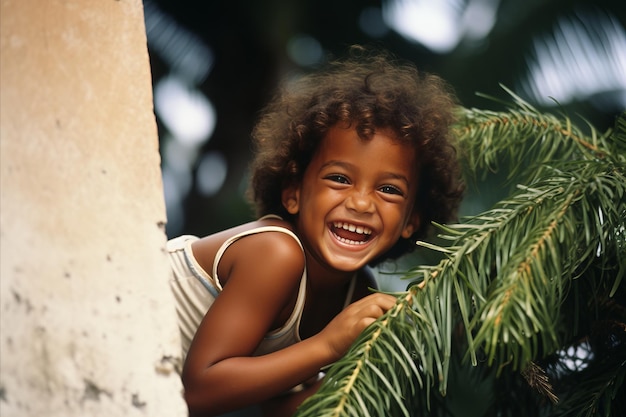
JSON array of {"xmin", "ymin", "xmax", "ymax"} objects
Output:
[
  {"xmin": 309, "ymin": 183, "xmax": 339, "ymax": 203},
  {"xmin": 381, "ymin": 206, "xmax": 408, "ymax": 227}
]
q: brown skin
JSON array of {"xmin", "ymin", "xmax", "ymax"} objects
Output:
[
  {"xmin": 260, "ymin": 378, "xmax": 325, "ymax": 416},
  {"xmin": 181, "ymin": 127, "xmax": 418, "ymax": 416}
]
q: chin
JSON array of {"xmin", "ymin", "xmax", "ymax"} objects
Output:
[{"xmin": 325, "ymin": 253, "xmax": 371, "ymax": 272}]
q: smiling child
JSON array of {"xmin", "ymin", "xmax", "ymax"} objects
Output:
[{"xmin": 166, "ymin": 45, "xmax": 464, "ymax": 417}]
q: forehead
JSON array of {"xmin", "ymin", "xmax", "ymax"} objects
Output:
[{"xmin": 313, "ymin": 125, "xmax": 417, "ymax": 172}]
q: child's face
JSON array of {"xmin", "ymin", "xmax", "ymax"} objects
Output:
[{"xmin": 282, "ymin": 125, "xmax": 420, "ymax": 272}]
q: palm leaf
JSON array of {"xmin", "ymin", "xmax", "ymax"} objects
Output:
[{"xmin": 295, "ymin": 96, "xmax": 625, "ymax": 416}]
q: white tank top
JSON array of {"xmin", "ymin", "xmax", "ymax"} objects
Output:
[{"xmin": 167, "ymin": 222, "xmax": 356, "ymax": 358}]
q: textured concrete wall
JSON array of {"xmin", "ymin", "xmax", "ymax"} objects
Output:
[{"xmin": 0, "ymin": 0, "xmax": 186, "ymax": 416}]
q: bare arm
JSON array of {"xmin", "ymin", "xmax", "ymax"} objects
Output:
[{"xmin": 182, "ymin": 232, "xmax": 396, "ymax": 416}]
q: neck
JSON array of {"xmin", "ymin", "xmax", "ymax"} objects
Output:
[{"xmin": 304, "ymin": 255, "xmax": 356, "ymax": 294}]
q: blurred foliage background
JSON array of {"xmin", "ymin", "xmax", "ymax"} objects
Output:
[
  {"xmin": 145, "ymin": 0, "xmax": 625, "ymax": 288},
  {"xmin": 144, "ymin": 1, "xmax": 625, "ymax": 415}
]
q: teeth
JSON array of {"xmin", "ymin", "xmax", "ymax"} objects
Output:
[
  {"xmin": 333, "ymin": 222, "xmax": 372, "ymax": 235},
  {"xmin": 335, "ymin": 236, "xmax": 367, "ymax": 245}
]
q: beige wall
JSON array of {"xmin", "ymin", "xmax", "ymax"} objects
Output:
[{"xmin": 0, "ymin": 0, "xmax": 186, "ymax": 415}]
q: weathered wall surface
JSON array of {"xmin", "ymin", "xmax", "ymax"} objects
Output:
[{"xmin": 0, "ymin": 0, "xmax": 186, "ymax": 415}]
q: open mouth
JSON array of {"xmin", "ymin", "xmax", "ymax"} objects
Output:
[{"xmin": 331, "ymin": 221, "xmax": 373, "ymax": 245}]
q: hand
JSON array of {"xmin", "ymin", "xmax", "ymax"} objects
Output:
[{"xmin": 317, "ymin": 293, "xmax": 397, "ymax": 359}]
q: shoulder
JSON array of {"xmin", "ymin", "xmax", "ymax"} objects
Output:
[
  {"xmin": 218, "ymin": 219, "xmax": 305, "ymax": 283},
  {"xmin": 182, "ymin": 221, "xmax": 307, "ymax": 369},
  {"xmin": 235, "ymin": 227, "xmax": 303, "ymax": 262},
  {"xmin": 235, "ymin": 217, "xmax": 302, "ymax": 257},
  {"xmin": 190, "ymin": 217, "xmax": 302, "ymax": 273}
]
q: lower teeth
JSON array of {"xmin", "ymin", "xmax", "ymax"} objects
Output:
[{"xmin": 336, "ymin": 235, "xmax": 366, "ymax": 245}]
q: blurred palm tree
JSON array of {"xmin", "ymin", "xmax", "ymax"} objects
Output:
[
  {"xmin": 147, "ymin": 0, "xmax": 624, "ymax": 238},
  {"xmin": 294, "ymin": 93, "xmax": 626, "ymax": 417}
]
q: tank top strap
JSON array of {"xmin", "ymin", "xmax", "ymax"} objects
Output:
[
  {"xmin": 342, "ymin": 274, "xmax": 357, "ymax": 308},
  {"xmin": 212, "ymin": 226, "xmax": 305, "ymax": 289},
  {"xmin": 212, "ymin": 225, "xmax": 308, "ymax": 344},
  {"xmin": 259, "ymin": 214, "xmax": 283, "ymax": 221}
]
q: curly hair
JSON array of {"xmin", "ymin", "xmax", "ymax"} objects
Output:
[{"xmin": 248, "ymin": 46, "xmax": 464, "ymax": 261}]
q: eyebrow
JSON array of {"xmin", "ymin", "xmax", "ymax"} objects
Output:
[{"xmin": 320, "ymin": 160, "xmax": 411, "ymax": 187}]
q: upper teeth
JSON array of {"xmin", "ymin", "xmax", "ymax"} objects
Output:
[{"xmin": 333, "ymin": 222, "xmax": 372, "ymax": 235}]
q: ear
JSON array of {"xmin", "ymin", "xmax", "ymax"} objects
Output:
[
  {"xmin": 401, "ymin": 212, "xmax": 420, "ymax": 239},
  {"xmin": 281, "ymin": 185, "xmax": 301, "ymax": 215}
]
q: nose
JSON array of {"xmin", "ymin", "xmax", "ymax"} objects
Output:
[{"xmin": 345, "ymin": 189, "xmax": 375, "ymax": 214}]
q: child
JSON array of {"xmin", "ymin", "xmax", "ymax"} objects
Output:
[{"xmin": 167, "ymin": 46, "xmax": 464, "ymax": 417}]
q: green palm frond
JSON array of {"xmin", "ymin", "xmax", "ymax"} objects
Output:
[
  {"xmin": 456, "ymin": 87, "xmax": 616, "ymax": 182},
  {"xmin": 434, "ymin": 158, "xmax": 625, "ymax": 366},
  {"xmin": 295, "ymin": 94, "xmax": 625, "ymax": 417},
  {"xmin": 296, "ymin": 297, "xmax": 424, "ymax": 417}
]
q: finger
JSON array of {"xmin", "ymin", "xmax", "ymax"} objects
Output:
[
  {"xmin": 360, "ymin": 317, "xmax": 376, "ymax": 328},
  {"xmin": 348, "ymin": 293, "xmax": 397, "ymax": 315},
  {"xmin": 374, "ymin": 293, "xmax": 398, "ymax": 311}
]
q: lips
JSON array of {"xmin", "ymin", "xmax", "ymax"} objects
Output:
[{"xmin": 331, "ymin": 221, "xmax": 373, "ymax": 245}]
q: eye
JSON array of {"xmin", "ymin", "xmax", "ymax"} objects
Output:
[
  {"xmin": 325, "ymin": 174, "xmax": 350, "ymax": 184},
  {"xmin": 379, "ymin": 185, "xmax": 404, "ymax": 196}
]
